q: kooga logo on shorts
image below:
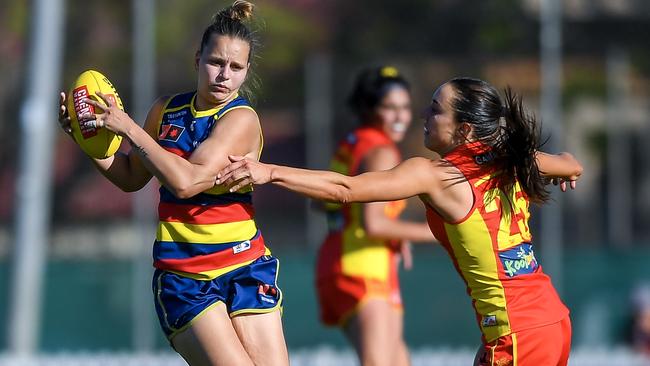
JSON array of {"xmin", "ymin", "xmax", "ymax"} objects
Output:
[{"xmin": 498, "ymin": 243, "xmax": 538, "ymax": 277}]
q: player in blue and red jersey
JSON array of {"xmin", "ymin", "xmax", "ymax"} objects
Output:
[
  {"xmin": 219, "ymin": 77, "xmax": 583, "ymax": 366},
  {"xmin": 57, "ymin": 1, "xmax": 289, "ymax": 365}
]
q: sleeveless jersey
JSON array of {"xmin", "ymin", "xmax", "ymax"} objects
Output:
[
  {"xmin": 425, "ymin": 141, "xmax": 568, "ymax": 342},
  {"xmin": 153, "ymin": 91, "xmax": 269, "ymax": 280},
  {"xmin": 317, "ymin": 126, "xmax": 406, "ymax": 282}
]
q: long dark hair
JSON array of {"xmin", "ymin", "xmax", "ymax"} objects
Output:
[
  {"xmin": 347, "ymin": 66, "xmax": 410, "ymax": 123},
  {"xmin": 199, "ymin": 1, "xmax": 259, "ymax": 99},
  {"xmin": 448, "ymin": 77, "xmax": 549, "ymax": 203}
]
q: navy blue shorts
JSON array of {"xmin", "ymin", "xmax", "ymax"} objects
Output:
[{"xmin": 152, "ymin": 255, "xmax": 283, "ymax": 339}]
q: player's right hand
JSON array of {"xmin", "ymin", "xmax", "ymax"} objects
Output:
[
  {"xmin": 216, "ymin": 155, "xmax": 272, "ymax": 192},
  {"xmin": 58, "ymin": 91, "xmax": 73, "ymax": 137}
]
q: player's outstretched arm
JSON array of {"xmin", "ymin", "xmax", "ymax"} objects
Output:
[
  {"xmin": 217, "ymin": 156, "xmax": 436, "ymax": 204},
  {"xmin": 359, "ymin": 146, "xmax": 436, "ymax": 243}
]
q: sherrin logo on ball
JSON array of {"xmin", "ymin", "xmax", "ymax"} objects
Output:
[{"xmin": 67, "ymin": 70, "xmax": 124, "ymax": 159}]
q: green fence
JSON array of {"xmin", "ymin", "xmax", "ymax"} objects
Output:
[{"xmin": 0, "ymin": 246, "xmax": 648, "ymax": 351}]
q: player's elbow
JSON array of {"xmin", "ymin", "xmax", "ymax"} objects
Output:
[
  {"xmin": 172, "ymin": 186, "xmax": 195, "ymax": 200},
  {"xmin": 363, "ymin": 219, "xmax": 387, "ymax": 239},
  {"xmin": 167, "ymin": 179, "xmax": 196, "ymax": 199}
]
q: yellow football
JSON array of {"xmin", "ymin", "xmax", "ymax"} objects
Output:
[{"xmin": 67, "ymin": 70, "xmax": 124, "ymax": 159}]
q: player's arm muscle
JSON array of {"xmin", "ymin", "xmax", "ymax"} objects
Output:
[{"xmin": 126, "ymin": 107, "xmax": 260, "ymax": 198}]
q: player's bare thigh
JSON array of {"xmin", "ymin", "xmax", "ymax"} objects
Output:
[
  {"xmin": 172, "ymin": 301, "xmax": 254, "ymax": 366},
  {"xmin": 344, "ymin": 298, "xmax": 405, "ymax": 366},
  {"xmin": 231, "ymin": 309, "xmax": 289, "ymax": 366}
]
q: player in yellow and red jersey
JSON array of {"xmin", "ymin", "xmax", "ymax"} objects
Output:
[
  {"xmin": 219, "ymin": 77, "xmax": 583, "ymax": 366},
  {"xmin": 57, "ymin": 2, "xmax": 290, "ymax": 365},
  {"xmin": 317, "ymin": 66, "xmax": 435, "ymax": 366}
]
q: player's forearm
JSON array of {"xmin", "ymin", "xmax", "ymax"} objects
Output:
[
  {"xmin": 535, "ymin": 151, "xmax": 583, "ymax": 179},
  {"xmin": 124, "ymin": 126, "xmax": 214, "ymax": 198},
  {"xmin": 269, "ymin": 164, "xmax": 356, "ymax": 203},
  {"xmin": 89, "ymin": 153, "xmax": 145, "ymax": 192}
]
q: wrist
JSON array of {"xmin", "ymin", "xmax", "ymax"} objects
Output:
[{"xmin": 268, "ymin": 164, "xmax": 279, "ymax": 183}]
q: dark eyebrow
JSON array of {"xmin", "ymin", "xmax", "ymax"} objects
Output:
[{"xmin": 230, "ymin": 60, "xmax": 246, "ymax": 68}]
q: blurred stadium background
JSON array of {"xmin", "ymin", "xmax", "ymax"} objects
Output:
[{"xmin": 1, "ymin": 0, "xmax": 650, "ymax": 365}]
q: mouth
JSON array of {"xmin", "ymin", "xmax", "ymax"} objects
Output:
[
  {"xmin": 210, "ymin": 85, "xmax": 229, "ymax": 93},
  {"xmin": 391, "ymin": 123, "xmax": 407, "ymax": 133}
]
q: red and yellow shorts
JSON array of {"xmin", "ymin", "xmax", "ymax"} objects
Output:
[
  {"xmin": 316, "ymin": 273, "xmax": 402, "ymax": 327},
  {"xmin": 477, "ymin": 316, "xmax": 572, "ymax": 366}
]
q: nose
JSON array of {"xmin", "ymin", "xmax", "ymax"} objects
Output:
[{"xmin": 218, "ymin": 65, "xmax": 231, "ymax": 80}]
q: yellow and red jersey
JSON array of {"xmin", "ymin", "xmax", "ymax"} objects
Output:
[
  {"xmin": 153, "ymin": 91, "xmax": 270, "ymax": 280},
  {"xmin": 426, "ymin": 141, "xmax": 568, "ymax": 342},
  {"xmin": 317, "ymin": 126, "xmax": 405, "ymax": 284}
]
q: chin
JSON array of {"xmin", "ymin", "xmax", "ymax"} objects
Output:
[{"xmin": 390, "ymin": 132, "xmax": 406, "ymax": 142}]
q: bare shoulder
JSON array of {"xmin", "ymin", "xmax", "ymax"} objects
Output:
[
  {"xmin": 216, "ymin": 106, "xmax": 260, "ymax": 129},
  {"xmin": 395, "ymin": 157, "xmax": 445, "ymax": 183},
  {"xmin": 363, "ymin": 145, "xmax": 400, "ymax": 171},
  {"xmin": 143, "ymin": 95, "xmax": 171, "ymax": 138}
]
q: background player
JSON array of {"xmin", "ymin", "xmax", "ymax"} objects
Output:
[{"xmin": 317, "ymin": 66, "xmax": 436, "ymax": 366}]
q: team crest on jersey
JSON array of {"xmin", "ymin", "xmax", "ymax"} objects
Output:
[
  {"xmin": 499, "ymin": 243, "xmax": 538, "ymax": 277},
  {"xmin": 159, "ymin": 124, "xmax": 185, "ymax": 142}
]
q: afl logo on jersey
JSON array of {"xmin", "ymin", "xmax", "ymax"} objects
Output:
[{"xmin": 159, "ymin": 124, "xmax": 185, "ymax": 142}]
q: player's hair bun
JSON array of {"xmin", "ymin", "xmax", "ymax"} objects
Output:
[{"xmin": 215, "ymin": 0, "xmax": 254, "ymax": 23}]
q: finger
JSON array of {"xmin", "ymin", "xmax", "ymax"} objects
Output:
[
  {"xmin": 229, "ymin": 178, "xmax": 252, "ymax": 193},
  {"xmin": 81, "ymin": 119, "xmax": 97, "ymax": 130},
  {"xmin": 217, "ymin": 161, "xmax": 246, "ymax": 183},
  {"xmin": 78, "ymin": 113, "xmax": 97, "ymax": 123},
  {"xmin": 560, "ymin": 180, "xmax": 567, "ymax": 192},
  {"xmin": 220, "ymin": 169, "xmax": 242, "ymax": 186},
  {"xmin": 95, "ymin": 91, "xmax": 113, "ymax": 107},
  {"xmin": 570, "ymin": 180, "xmax": 576, "ymax": 190},
  {"xmin": 82, "ymin": 97, "xmax": 107, "ymax": 112},
  {"xmin": 59, "ymin": 104, "xmax": 69, "ymax": 120}
]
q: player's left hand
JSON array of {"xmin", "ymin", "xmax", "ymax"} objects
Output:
[{"xmin": 78, "ymin": 92, "xmax": 135, "ymax": 137}]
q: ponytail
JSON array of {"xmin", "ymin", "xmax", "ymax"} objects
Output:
[
  {"xmin": 215, "ymin": 0, "xmax": 254, "ymax": 23},
  {"xmin": 498, "ymin": 87, "xmax": 549, "ymax": 203},
  {"xmin": 199, "ymin": 0, "xmax": 257, "ymax": 60},
  {"xmin": 448, "ymin": 78, "xmax": 549, "ymax": 203}
]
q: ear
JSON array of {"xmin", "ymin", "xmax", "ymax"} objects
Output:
[
  {"xmin": 456, "ymin": 122, "xmax": 473, "ymax": 141},
  {"xmin": 194, "ymin": 50, "xmax": 201, "ymax": 71}
]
